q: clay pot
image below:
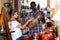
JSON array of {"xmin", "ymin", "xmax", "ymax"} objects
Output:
[{"xmin": 23, "ymin": 35, "xmax": 30, "ymax": 40}]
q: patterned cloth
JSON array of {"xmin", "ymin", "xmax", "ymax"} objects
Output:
[{"xmin": 26, "ymin": 10, "xmax": 43, "ymax": 37}]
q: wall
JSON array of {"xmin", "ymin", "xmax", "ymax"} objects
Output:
[
  {"xmin": 0, "ymin": 0, "xmax": 1, "ymax": 14},
  {"xmin": 56, "ymin": 0, "xmax": 60, "ymax": 10}
]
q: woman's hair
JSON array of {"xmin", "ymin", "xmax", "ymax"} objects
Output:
[{"xmin": 9, "ymin": 9, "xmax": 17, "ymax": 17}]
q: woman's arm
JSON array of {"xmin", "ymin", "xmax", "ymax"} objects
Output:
[{"xmin": 16, "ymin": 17, "xmax": 34, "ymax": 29}]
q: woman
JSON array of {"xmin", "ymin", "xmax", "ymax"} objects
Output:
[{"xmin": 8, "ymin": 9, "xmax": 34, "ymax": 40}]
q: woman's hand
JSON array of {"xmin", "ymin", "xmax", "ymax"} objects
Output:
[{"xmin": 28, "ymin": 17, "xmax": 34, "ymax": 22}]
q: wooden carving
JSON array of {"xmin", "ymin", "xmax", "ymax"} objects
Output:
[
  {"xmin": 27, "ymin": 13, "xmax": 42, "ymax": 30},
  {"xmin": 0, "ymin": 7, "xmax": 12, "ymax": 40}
]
